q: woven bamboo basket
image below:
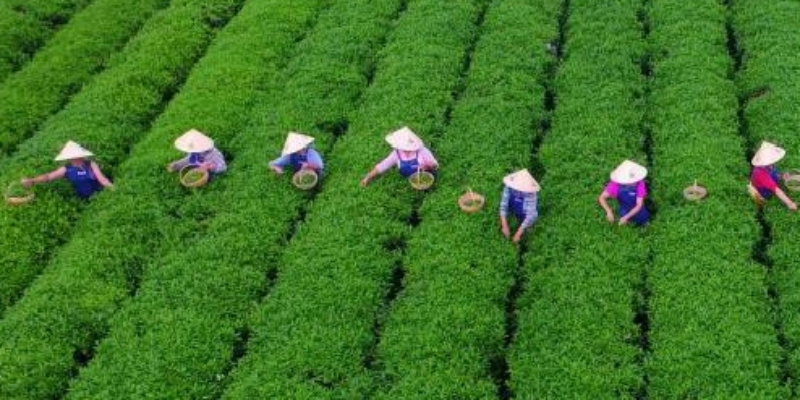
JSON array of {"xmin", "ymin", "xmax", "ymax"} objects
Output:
[
  {"xmin": 682, "ymin": 180, "xmax": 708, "ymax": 201},
  {"xmin": 292, "ymin": 169, "xmax": 318, "ymax": 190},
  {"xmin": 784, "ymin": 169, "xmax": 800, "ymax": 192},
  {"xmin": 4, "ymin": 182, "xmax": 34, "ymax": 205},
  {"xmin": 458, "ymin": 189, "xmax": 485, "ymax": 213},
  {"xmin": 408, "ymin": 170, "xmax": 435, "ymax": 191},
  {"xmin": 179, "ymin": 166, "xmax": 209, "ymax": 188}
]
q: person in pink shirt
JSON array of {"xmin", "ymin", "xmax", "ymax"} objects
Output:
[
  {"xmin": 748, "ymin": 141, "xmax": 797, "ymax": 210},
  {"xmin": 360, "ymin": 126, "xmax": 439, "ymax": 187},
  {"xmin": 598, "ymin": 159, "xmax": 650, "ymax": 226}
]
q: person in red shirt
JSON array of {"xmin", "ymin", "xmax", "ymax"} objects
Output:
[{"xmin": 749, "ymin": 141, "xmax": 797, "ymax": 211}]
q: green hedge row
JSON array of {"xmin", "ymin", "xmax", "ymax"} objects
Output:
[
  {"xmin": 645, "ymin": 0, "xmax": 783, "ymax": 397},
  {"xmin": 508, "ymin": 0, "xmax": 647, "ymax": 397},
  {"xmin": 0, "ymin": 0, "xmax": 93, "ymax": 81},
  {"xmin": 0, "ymin": 0, "xmax": 169, "ymax": 156},
  {"xmin": 219, "ymin": 0, "xmax": 489, "ymax": 398},
  {"xmin": 63, "ymin": 0, "xmax": 400, "ymax": 397},
  {"xmin": 734, "ymin": 0, "xmax": 800, "ymax": 389},
  {"xmin": 364, "ymin": 0, "xmax": 558, "ymax": 398},
  {"xmin": 0, "ymin": 0, "xmax": 249, "ymax": 397},
  {"xmin": 0, "ymin": 0, "xmax": 238, "ymax": 316}
]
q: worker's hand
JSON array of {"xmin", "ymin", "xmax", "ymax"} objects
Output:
[
  {"xmin": 512, "ymin": 229, "xmax": 524, "ymax": 244},
  {"xmin": 500, "ymin": 220, "xmax": 510, "ymax": 238},
  {"xmin": 270, "ymin": 164, "xmax": 283, "ymax": 175},
  {"xmin": 360, "ymin": 176, "xmax": 370, "ymax": 187},
  {"xmin": 788, "ymin": 201, "xmax": 797, "ymax": 212},
  {"xmin": 21, "ymin": 178, "xmax": 33, "ymax": 188},
  {"xmin": 605, "ymin": 211, "xmax": 615, "ymax": 223},
  {"xmin": 618, "ymin": 216, "xmax": 629, "ymax": 226}
]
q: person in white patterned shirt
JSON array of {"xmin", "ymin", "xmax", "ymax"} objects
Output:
[{"xmin": 167, "ymin": 129, "xmax": 227, "ymax": 175}]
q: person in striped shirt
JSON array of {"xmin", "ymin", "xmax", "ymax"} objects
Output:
[
  {"xmin": 499, "ymin": 169, "xmax": 540, "ymax": 244},
  {"xmin": 167, "ymin": 129, "xmax": 227, "ymax": 175}
]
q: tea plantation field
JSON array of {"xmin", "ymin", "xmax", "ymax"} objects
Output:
[{"xmin": 1, "ymin": 0, "xmax": 799, "ymax": 398}]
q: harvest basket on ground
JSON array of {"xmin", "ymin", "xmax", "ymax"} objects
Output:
[
  {"xmin": 4, "ymin": 182, "xmax": 34, "ymax": 205},
  {"xmin": 408, "ymin": 170, "xmax": 435, "ymax": 190},
  {"xmin": 292, "ymin": 169, "xmax": 318, "ymax": 190},
  {"xmin": 179, "ymin": 166, "xmax": 209, "ymax": 188},
  {"xmin": 784, "ymin": 169, "xmax": 800, "ymax": 192},
  {"xmin": 682, "ymin": 180, "xmax": 708, "ymax": 201},
  {"xmin": 458, "ymin": 190, "xmax": 485, "ymax": 213}
]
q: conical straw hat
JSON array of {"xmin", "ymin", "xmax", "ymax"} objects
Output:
[
  {"xmin": 610, "ymin": 159, "xmax": 648, "ymax": 185},
  {"xmin": 54, "ymin": 140, "xmax": 94, "ymax": 161},
  {"xmin": 751, "ymin": 141, "xmax": 786, "ymax": 166},
  {"xmin": 281, "ymin": 132, "xmax": 315, "ymax": 156},
  {"xmin": 385, "ymin": 126, "xmax": 423, "ymax": 151},
  {"xmin": 503, "ymin": 169, "xmax": 540, "ymax": 193},
  {"xmin": 174, "ymin": 129, "xmax": 214, "ymax": 153}
]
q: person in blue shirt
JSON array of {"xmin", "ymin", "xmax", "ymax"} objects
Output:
[
  {"xmin": 21, "ymin": 140, "xmax": 114, "ymax": 199},
  {"xmin": 269, "ymin": 132, "xmax": 324, "ymax": 177},
  {"xmin": 167, "ymin": 129, "xmax": 227, "ymax": 175},
  {"xmin": 499, "ymin": 169, "xmax": 540, "ymax": 244}
]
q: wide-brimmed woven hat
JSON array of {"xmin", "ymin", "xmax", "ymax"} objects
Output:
[
  {"xmin": 610, "ymin": 160, "xmax": 647, "ymax": 185},
  {"xmin": 174, "ymin": 129, "xmax": 214, "ymax": 153},
  {"xmin": 54, "ymin": 140, "xmax": 94, "ymax": 161},
  {"xmin": 281, "ymin": 132, "xmax": 315, "ymax": 156},
  {"xmin": 751, "ymin": 141, "xmax": 785, "ymax": 167},
  {"xmin": 503, "ymin": 169, "xmax": 540, "ymax": 193},
  {"xmin": 385, "ymin": 126, "xmax": 423, "ymax": 151}
]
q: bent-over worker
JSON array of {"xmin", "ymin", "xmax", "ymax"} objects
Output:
[
  {"xmin": 361, "ymin": 126, "xmax": 438, "ymax": 187},
  {"xmin": 21, "ymin": 140, "xmax": 114, "ymax": 199},
  {"xmin": 269, "ymin": 132, "xmax": 324, "ymax": 176},
  {"xmin": 748, "ymin": 141, "xmax": 797, "ymax": 211},
  {"xmin": 499, "ymin": 169, "xmax": 540, "ymax": 244},
  {"xmin": 598, "ymin": 159, "xmax": 650, "ymax": 226},
  {"xmin": 167, "ymin": 129, "xmax": 227, "ymax": 176}
]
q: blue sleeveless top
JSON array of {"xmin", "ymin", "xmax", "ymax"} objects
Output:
[
  {"xmin": 288, "ymin": 152, "xmax": 308, "ymax": 172},
  {"xmin": 397, "ymin": 150, "xmax": 421, "ymax": 178},
  {"xmin": 508, "ymin": 189, "xmax": 528, "ymax": 221},
  {"xmin": 65, "ymin": 161, "xmax": 101, "ymax": 199},
  {"xmin": 616, "ymin": 184, "xmax": 649, "ymax": 225}
]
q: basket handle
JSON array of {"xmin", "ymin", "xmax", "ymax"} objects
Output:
[
  {"xmin": 5, "ymin": 181, "xmax": 33, "ymax": 199},
  {"xmin": 179, "ymin": 164, "xmax": 195, "ymax": 179},
  {"xmin": 466, "ymin": 186, "xmax": 477, "ymax": 199}
]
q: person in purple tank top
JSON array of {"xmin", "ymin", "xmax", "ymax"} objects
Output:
[
  {"xmin": 21, "ymin": 140, "xmax": 114, "ymax": 199},
  {"xmin": 361, "ymin": 126, "xmax": 438, "ymax": 187},
  {"xmin": 499, "ymin": 169, "xmax": 540, "ymax": 244},
  {"xmin": 598, "ymin": 159, "xmax": 650, "ymax": 226}
]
